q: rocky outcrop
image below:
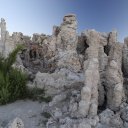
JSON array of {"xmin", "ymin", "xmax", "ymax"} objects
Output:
[
  {"xmin": 96, "ymin": 109, "xmax": 123, "ymax": 128},
  {"xmin": 78, "ymin": 30, "xmax": 100, "ymax": 117},
  {"xmin": 31, "ymin": 69, "xmax": 84, "ymax": 95},
  {"xmin": 1, "ymin": 14, "xmax": 128, "ymax": 128},
  {"xmin": 0, "ymin": 18, "xmax": 7, "ymax": 56},
  {"xmin": 55, "ymin": 14, "xmax": 81, "ymax": 72},
  {"xmin": 78, "ymin": 30, "xmax": 109, "ymax": 117}
]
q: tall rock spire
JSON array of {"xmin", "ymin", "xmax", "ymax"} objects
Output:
[{"xmin": 0, "ymin": 18, "xmax": 7, "ymax": 55}]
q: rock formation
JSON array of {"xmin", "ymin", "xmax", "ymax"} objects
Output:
[
  {"xmin": 106, "ymin": 42, "xmax": 124, "ymax": 111},
  {"xmin": 79, "ymin": 30, "xmax": 101, "ymax": 117},
  {"xmin": 1, "ymin": 14, "xmax": 128, "ymax": 128},
  {"xmin": 8, "ymin": 117, "xmax": 24, "ymax": 128},
  {"xmin": 0, "ymin": 18, "xmax": 7, "ymax": 55}
]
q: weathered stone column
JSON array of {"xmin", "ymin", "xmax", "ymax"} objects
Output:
[
  {"xmin": 56, "ymin": 14, "xmax": 81, "ymax": 72},
  {"xmin": 0, "ymin": 18, "xmax": 7, "ymax": 55},
  {"xmin": 106, "ymin": 42, "xmax": 124, "ymax": 111},
  {"xmin": 79, "ymin": 30, "xmax": 100, "ymax": 117}
]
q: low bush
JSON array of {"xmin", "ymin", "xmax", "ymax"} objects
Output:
[
  {"xmin": 0, "ymin": 45, "xmax": 28, "ymax": 104},
  {"xmin": 0, "ymin": 45, "xmax": 51, "ymax": 105}
]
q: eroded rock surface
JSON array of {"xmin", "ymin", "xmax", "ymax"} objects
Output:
[{"xmin": 1, "ymin": 14, "xmax": 128, "ymax": 128}]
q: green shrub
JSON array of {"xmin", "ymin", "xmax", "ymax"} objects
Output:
[
  {"xmin": 9, "ymin": 68, "xmax": 28, "ymax": 101},
  {"xmin": 0, "ymin": 45, "xmax": 28, "ymax": 104}
]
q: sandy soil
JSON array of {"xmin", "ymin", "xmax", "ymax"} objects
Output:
[{"xmin": 0, "ymin": 100, "xmax": 45, "ymax": 128}]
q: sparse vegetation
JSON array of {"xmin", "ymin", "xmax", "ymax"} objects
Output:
[
  {"xmin": 0, "ymin": 44, "xmax": 52, "ymax": 105},
  {"xmin": 0, "ymin": 45, "xmax": 28, "ymax": 104}
]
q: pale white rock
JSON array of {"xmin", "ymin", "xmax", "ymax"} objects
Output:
[
  {"xmin": 49, "ymin": 94, "xmax": 67, "ymax": 106},
  {"xmin": 89, "ymin": 116, "xmax": 99, "ymax": 127},
  {"xmin": 8, "ymin": 117, "xmax": 24, "ymax": 128},
  {"xmin": 53, "ymin": 108, "xmax": 62, "ymax": 118},
  {"xmin": 99, "ymin": 109, "xmax": 114, "ymax": 125},
  {"xmin": 106, "ymin": 43, "xmax": 124, "ymax": 111},
  {"xmin": 54, "ymin": 14, "xmax": 81, "ymax": 72},
  {"xmin": 77, "ymin": 117, "xmax": 99, "ymax": 128},
  {"xmin": 0, "ymin": 18, "xmax": 7, "ymax": 55},
  {"xmin": 32, "ymin": 33, "xmax": 47, "ymax": 44},
  {"xmin": 79, "ymin": 30, "xmax": 100, "ymax": 117},
  {"xmin": 108, "ymin": 30, "xmax": 117, "ymax": 45},
  {"xmin": 31, "ymin": 68, "xmax": 84, "ymax": 95},
  {"xmin": 57, "ymin": 50, "xmax": 82, "ymax": 72},
  {"xmin": 98, "ymin": 109, "xmax": 123, "ymax": 128}
]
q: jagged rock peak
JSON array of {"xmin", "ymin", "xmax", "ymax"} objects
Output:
[{"xmin": 61, "ymin": 13, "xmax": 77, "ymax": 30}]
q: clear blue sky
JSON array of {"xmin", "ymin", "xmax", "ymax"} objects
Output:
[{"xmin": 0, "ymin": 0, "xmax": 128, "ymax": 42}]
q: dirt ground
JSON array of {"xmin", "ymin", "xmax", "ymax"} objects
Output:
[{"xmin": 0, "ymin": 100, "xmax": 46, "ymax": 128}]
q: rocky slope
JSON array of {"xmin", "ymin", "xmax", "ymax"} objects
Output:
[{"xmin": 1, "ymin": 14, "xmax": 128, "ymax": 128}]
